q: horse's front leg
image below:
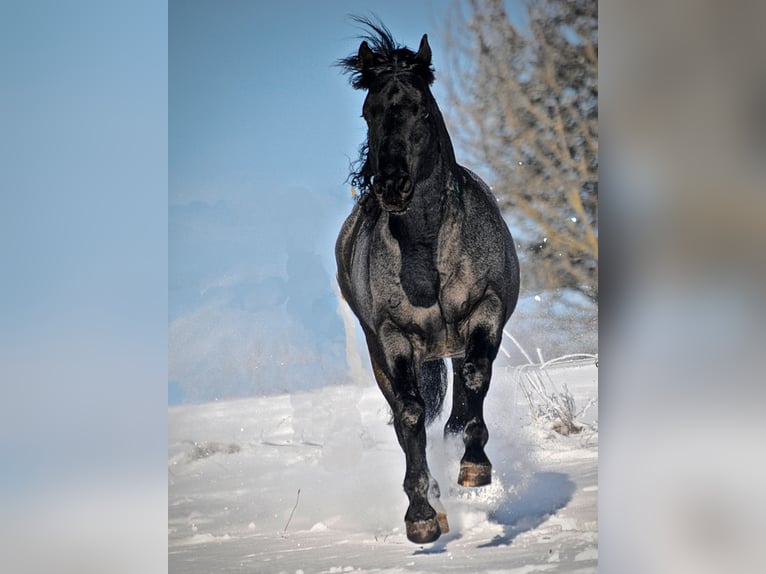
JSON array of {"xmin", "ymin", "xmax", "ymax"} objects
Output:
[
  {"xmin": 365, "ymin": 322, "xmax": 443, "ymax": 543},
  {"xmin": 448, "ymin": 292, "xmax": 505, "ymax": 487}
]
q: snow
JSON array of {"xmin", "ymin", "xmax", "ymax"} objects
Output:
[{"xmin": 169, "ymin": 360, "xmax": 598, "ymax": 572}]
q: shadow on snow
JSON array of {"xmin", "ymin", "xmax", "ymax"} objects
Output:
[
  {"xmin": 411, "ymin": 471, "xmax": 576, "ymax": 553},
  {"xmin": 480, "ymin": 471, "xmax": 576, "ymax": 548}
]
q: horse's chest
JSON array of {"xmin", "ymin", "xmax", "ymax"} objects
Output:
[
  {"xmin": 365, "ymin": 223, "xmax": 472, "ymax": 356},
  {"xmin": 368, "ymin": 227, "xmax": 436, "ymax": 312}
]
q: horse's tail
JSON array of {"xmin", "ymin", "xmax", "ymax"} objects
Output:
[{"xmin": 422, "ymin": 359, "xmax": 448, "ymax": 425}]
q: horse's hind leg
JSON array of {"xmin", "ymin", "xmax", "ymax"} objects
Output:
[
  {"xmin": 452, "ymin": 293, "xmax": 504, "ymax": 487},
  {"xmin": 366, "ymin": 325, "xmax": 442, "ymax": 543},
  {"xmin": 444, "ymin": 356, "xmax": 470, "ymax": 437}
]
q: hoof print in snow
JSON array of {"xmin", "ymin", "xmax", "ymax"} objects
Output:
[{"xmin": 186, "ymin": 441, "xmax": 241, "ymax": 461}]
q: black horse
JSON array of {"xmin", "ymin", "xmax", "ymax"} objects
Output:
[{"xmin": 336, "ymin": 20, "xmax": 520, "ymax": 544}]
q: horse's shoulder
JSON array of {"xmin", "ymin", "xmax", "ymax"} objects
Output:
[
  {"xmin": 336, "ymin": 203, "xmax": 360, "ymax": 276},
  {"xmin": 337, "ymin": 202, "xmax": 366, "ymax": 246},
  {"xmin": 458, "ymin": 166, "xmax": 497, "ymax": 205},
  {"xmin": 336, "ymin": 201, "xmax": 381, "ymax": 282},
  {"xmin": 339, "ymin": 200, "xmax": 361, "ymax": 231}
]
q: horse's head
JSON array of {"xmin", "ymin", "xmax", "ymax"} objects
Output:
[
  {"xmin": 359, "ymin": 36, "xmax": 437, "ymax": 212},
  {"xmin": 340, "ymin": 20, "xmax": 453, "ymax": 214}
]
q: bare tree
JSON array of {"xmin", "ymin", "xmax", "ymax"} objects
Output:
[{"xmin": 443, "ymin": 0, "xmax": 597, "ymax": 305}]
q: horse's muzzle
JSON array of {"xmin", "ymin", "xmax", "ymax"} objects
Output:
[{"xmin": 372, "ymin": 174, "xmax": 414, "ymax": 212}]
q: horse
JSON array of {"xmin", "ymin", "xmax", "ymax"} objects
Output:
[{"xmin": 335, "ymin": 19, "xmax": 520, "ymax": 544}]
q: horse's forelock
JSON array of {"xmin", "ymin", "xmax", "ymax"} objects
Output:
[{"xmin": 337, "ymin": 16, "xmax": 435, "ymax": 90}]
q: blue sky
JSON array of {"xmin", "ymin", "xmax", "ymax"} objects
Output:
[
  {"xmin": 1, "ymin": 0, "xmax": 168, "ymax": 500},
  {"xmin": 170, "ymin": 0, "xmax": 451, "ymax": 208},
  {"xmin": 168, "ymin": 1, "xmax": 491, "ymax": 403}
]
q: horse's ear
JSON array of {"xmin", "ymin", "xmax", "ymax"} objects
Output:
[
  {"xmin": 358, "ymin": 40, "xmax": 376, "ymax": 71},
  {"xmin": 415, "ymin": 34, "xmax": 431, "ymax": 66}
]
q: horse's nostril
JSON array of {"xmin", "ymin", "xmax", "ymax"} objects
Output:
[
  {"xmin": 373, "ymin": 174, "xmax": 413, "ymax": 210},
  {"xmin": 400, "ymin": 177, "xmax": 413, "ymax": 197},
  {"xmin": 374, "ymin": 175, "xmax": 410, "ymax": 195}
]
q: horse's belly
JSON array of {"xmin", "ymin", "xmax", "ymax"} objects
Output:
[
  {"xmin": 386, "ymin": 301, "xmax": 465, "ymax": 360},
  {"xmin": 423, "ymin": 334, "xmax": 465, "ymax": 360}
]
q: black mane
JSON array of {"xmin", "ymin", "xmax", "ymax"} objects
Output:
[{"xmin": 336, "ymin": 16, "xmax": 435, "ymax": 90}]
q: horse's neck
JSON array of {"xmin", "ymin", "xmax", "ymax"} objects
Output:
[{"xmin": 388, "ymin": 171, "xmax": 452, "ymax": 245}]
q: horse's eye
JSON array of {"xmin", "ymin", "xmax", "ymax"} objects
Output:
[{"xmin": 423, "ymin": 112, "xmax": 430, "ymax": 120}]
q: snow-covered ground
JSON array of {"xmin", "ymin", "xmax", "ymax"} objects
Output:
[{"xmin": 169, "ymin": 358, "xmax": 597, "ymax": 573}]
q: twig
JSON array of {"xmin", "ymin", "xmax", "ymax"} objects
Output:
[
  {"xmin": 502, "ymin": 329, "xmax": 535, "ymax": 364},
  {"xmin": 283, "ymin": 488, "xmax": 301, "ymax": 535},
  {"xmin": 505, "ymin": 333, "xmax": 598, "ymax": 435}
]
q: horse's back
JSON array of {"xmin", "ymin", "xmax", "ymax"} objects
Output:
[{"xmin": 450, "ymin": 166, "xmax": 520, "ymax": 319}]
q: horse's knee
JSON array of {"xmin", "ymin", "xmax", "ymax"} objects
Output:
[
  {"xmin": 396, "ymin": 399, "xmax": 425, "ymax": 430},
  {"xmin": 461, "ymin": 357, "xmax": 491, "ymax": 392}
]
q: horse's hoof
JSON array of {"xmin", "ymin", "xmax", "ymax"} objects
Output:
[
  {"xmin": 436, "ymin": 512, "xmax": 450, "ymax": 534},
  {"xmin": 458, "ymin": 461, "xmax": 492, "ymax": 487},
  {"xmin": 405, "ymin": 517, "xmax": 441, "ymax": 544}
]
